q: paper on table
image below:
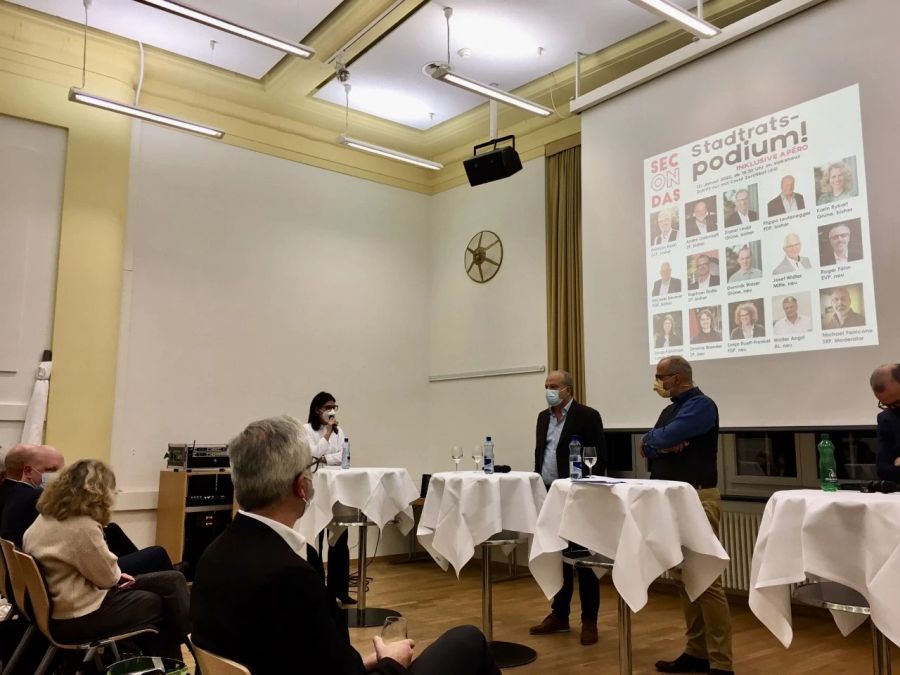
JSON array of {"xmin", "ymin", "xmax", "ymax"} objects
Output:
[{"xmin": 571, "ymin": 477, "xmax": 625, "ymax": 485}]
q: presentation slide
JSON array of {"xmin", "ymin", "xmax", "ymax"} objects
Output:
[{"xmin": 644, "ymin": 85, "xmax": 877, "ymax": 363}]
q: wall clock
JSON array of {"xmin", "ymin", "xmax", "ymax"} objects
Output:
[{"xmin": 464, "ymin": 230, "xmax": 503, "ymax": 283}]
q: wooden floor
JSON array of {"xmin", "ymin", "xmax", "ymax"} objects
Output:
[{"xmin": 184, "ymin": 558, "xmax": 898, "ymax": 673}]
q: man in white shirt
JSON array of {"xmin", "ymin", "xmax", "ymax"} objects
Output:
[
  {"xmin": 772, "ymin": 296, "xmax": 812, "ymax": 335},
  {"xmin": 821, "ymin": 222, "xmax": 861, "ymax": 266},
  {"xmin": 724, "ymin": 189, "xmax": 758, "ymax": 227},
  {"xmin": 685, "ymin": 200, "xmax": 717, "ymax": 237},
  {"xmin": 653, "ymin": 209, "xmax": 678, "ymax": 246},
  {"xmin": 728, "ymin": 246, "xmax": 762, "ymax": 283},
  {"xmin": 772, "ymin": 233, "xmax": 812, "ymax": 275},
  {"xmin": 652, "ymin": 262, "xmax": 682, "ymax": 297},
  {"xmin": 767, "ymin": 175, "xmax": 806, "ymax": 217}
]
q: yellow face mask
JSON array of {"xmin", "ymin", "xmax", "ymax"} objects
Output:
[{"xmin": 653, "ymin": 379, "xmax": 673, "ymax": 398}]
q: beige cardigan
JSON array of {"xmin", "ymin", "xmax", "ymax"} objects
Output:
[{"xmin": 23, "ymin": 514, "xmax": 121, "ymax": 620}]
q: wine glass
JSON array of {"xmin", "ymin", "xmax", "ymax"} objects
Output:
[
  {"xmin": 381, "ymin": 616, "xmax": 408, "ymax": 644},
  {"xmin": 583, "ymin": 447, "xmax": 598, "ymax": 478},
  {"xmin": 472, "ymin": 445, "xmax": 483, "ymax": 472},
  {"xmin": 451, "ymin": 446, "xmax": 463, "ymax": 471}
]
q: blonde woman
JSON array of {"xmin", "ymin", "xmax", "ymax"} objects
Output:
[
  {"xmin": 817, "ymin": 161, "xmax": 857, "ymax": 204},
  {"xmin": 22, "ymin": 460, "xmax": 190, "ymax": 660}
]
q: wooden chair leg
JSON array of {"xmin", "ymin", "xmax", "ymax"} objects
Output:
[{"xmin": 33, "ymin": 645, "xmax": 56, "ymax": 675}]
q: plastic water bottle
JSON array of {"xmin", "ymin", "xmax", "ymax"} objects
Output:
[
  {"xmin": 818, "ymin": 433, "xmax": 837, "ymax": 492},
  {"xmin": 569, "ymin": 435, "xmax": 583, "ymax": 480},
  {"xmin": 341, "ymin": 437, "xmax": 351, "ymax": 469},
  {"xmin": 483, "ymin": 436, "xmax": 495, "ymax": 474}
]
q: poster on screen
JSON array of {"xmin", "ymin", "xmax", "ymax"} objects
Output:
[{"xmin": 643, "ymin": 84, "xmax": 878, "ymax": 363}]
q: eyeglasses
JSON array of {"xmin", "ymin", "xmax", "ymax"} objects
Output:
[
  {"xmin": 655, "ymin": 373, "xmax": 676, "ymax": 381},
  {"xmin": 878, "ymin": 401, "xmax": 900, "ymax": 410},
  {"xmin": 303, "ymin": 457, "xmax": 325, "ymax": 473},
  {"xmin": 322, "ymin": 405, "xmax": 339, "ymax": 412}
]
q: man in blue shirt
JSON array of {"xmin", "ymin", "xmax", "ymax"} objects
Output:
[
  {"xmin": 870, "ymin": 364, "xmax": 900, "ymax": 482},
  {"xmin": 642, "ymin": 356, "xmax": 733, "ymax": 675},
  {"xmin": 529, "ymin": 370, "xmax": 606, "ymax": 646}
]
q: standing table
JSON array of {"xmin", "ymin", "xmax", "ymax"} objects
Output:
[
  {"xmin": 529, "ymin": 477, "xmax": 730, "ymax": 674},
  {"xmin": 297, "ymin": 466, "xmax": 419, "ymax": 627},
  {"xmin": 418, "ymin": 471, "xmax": 547, "ymax": 668}
]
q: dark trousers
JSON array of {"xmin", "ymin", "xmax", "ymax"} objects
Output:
[
  {"xmin": 50, "ymin": 571, "xmax": 190, "ymax": 660},
  {"xmin": 551, "ymin": 544, "xmax": 600, "ymax": 623},
  {"xmin": 326, "ymin": 529, "xmax": 350, "ymax": 599},
  {"xmin": 409, "ymin": 625, "xmax": 500, "ymax": 675},
  {"xmin": 105, "ymin": 522, "xmax": 175, "ymax": 576}
]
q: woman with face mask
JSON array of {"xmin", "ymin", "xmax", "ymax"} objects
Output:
[{"xmin": 302, "ymin": 391, "xmax": 354, "ymax": 605}]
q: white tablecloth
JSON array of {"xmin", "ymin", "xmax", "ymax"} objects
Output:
[
  {"xmin": 417, "ymin": 471, "xmax": 547, "ymax": 576},
  {"xmin": 297, "ymin": 466, "xmax": 419, "ymax": 549},
  {"xmin": 529, "ymin": 477, "xmax": 730, "ymax": 612},
  {"xmin": 749, "ymin": 489, "xmax": 900, "ymax": 647}
]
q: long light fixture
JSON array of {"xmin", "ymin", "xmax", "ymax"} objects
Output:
[
  {"xmin": 337, "ymin": 134, "xmax": 443, "ymax": 170},
  {"xmin": 425, "ymin": 63, "xmax": 552, "ymax": 117},
  {"xmin": 69, "ymin": 88, "xmax": 224, "ymax": 138},
  {"xmin": 132, "ymin": 0, "xmax": 316, "ymax": 58},
  {"xmin": 627, "ymin": 0, "xmax": 720, "ymax": 38}
]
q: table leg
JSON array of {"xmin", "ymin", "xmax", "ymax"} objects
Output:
[
  {"xmin": 480, "ymin": 542, "xmax": 537, "ymax": 668},
  {"xmin": 617, "ymin": 591, "xmax": 632, "ymax": 675},
  {"xmin": 871, "ymin": 621, "xmax": 892, "ymax": 675},
  {"xmin": 343, "ymin": 515, "xmax": 401, "ymax": 628}
]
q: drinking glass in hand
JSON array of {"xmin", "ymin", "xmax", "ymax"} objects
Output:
[
  {"xmin": 582, "ymin": 447, "xmax": 598, "ymax": 478},
  {"xmin": 472, "ymin": 446, "xmax": 483, "ymax": 472},
  {"xmin": 451, "ymin": 446, "xmax": 463, "ymax": 471},
  {"xmin": 381, "ymin": 616, "xmax": 408, "ymax": 644}
]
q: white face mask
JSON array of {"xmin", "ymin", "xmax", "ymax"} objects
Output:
[
  {"xmin": 39, "ymin": 470, "xmax": 58, "ymax": 488},
  {"xmin": 320, "ymin": 408, "xmax": 336, "ymax": 423},
  {"xmin": 545, "ymin": 389, "xmax": 562, "ymax": 407}
]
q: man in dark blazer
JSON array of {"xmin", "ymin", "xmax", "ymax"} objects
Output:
[
  {"xmin": 724, "ymin": 189, "xmax": 758, "ymax": 227},
  {"xmin": 191, "ymin": 415, "xmax": 500, "ymax": 675},
  {"xmin": 685, "ymin": 200, "xmax": 717, "ymax": 238},
  {"xmin": 871, "ymin": 364, "xmax": 900, "ymax": 482},
  {"xmin": 652, "ymin": 262, "xmax": 682, "ymax": 297},
  {"xmin": 767, "ymin": 175, "xmax": 806, "ymax": 217},
  {"xmin": 529, "ymin": 371, "xmax": 606, "ymax": 646},
  {"xmin": 687, "ymin": 254, "xmax": 720, "ymax": 291}
]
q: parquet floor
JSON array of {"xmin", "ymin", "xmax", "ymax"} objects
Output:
[{"xmin": 184, "ymin": 557, "xmax": 898, "ymax": 673}]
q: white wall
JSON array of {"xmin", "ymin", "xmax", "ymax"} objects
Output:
[
  {"xmin": 0, "ymin": 116, "xmax": 64, "ymax": 451},
  {"xmin": 427, "ymin": 159, "xmax": 547, "ymax": 473}
]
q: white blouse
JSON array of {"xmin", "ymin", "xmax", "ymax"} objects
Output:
[{"xmin": 302, "ymin": 422, "xmax": 346, "ymax": 466}]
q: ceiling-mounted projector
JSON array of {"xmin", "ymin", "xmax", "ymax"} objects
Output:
[{"xmin": 463, "ymin": 135, "xmax": 523, "ymax": 187}]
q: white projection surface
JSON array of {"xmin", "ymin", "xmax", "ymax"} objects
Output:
[
  {"xmin": 645, "ymin": 86, "xmax": 877, "ymax": 363},
  {"xmin": 581, "ymin": 0, "xmax": 900, "ymax": 428}
]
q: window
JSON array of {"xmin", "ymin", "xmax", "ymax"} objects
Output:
[
  {"xmin": 734, "ymin": 432, "xmax": 798, "ymax": 478},
  {"xmin": 815, "ymin": 431, "xmax": 877, "ymax": 481}
]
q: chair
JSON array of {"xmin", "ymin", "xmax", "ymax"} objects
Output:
[
  {"xmin": 12, "ymin": 550, "xmax": 158, "ymax": 675},
  {"xmin": 793, "ymin": 579, "xmax": 892, "ymax": 675},
  {"xmin": 563, "ymin": 552, "xmax": 632, "ymax": 675},
  {"xmin": 190, "ymin": 638, "xmax": 251, "ymax": 675},
  {"xmin": 0, "ymin": 538, "xmax": 40, "ymax": 675},
  {"xmin": 480, "ymin": 531, "xmax": 537, "ymax": 668}
]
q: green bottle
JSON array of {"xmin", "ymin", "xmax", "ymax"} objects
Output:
[{"xmin": 818, "ymin": 433, "xmax": 838, "ymax": 492}]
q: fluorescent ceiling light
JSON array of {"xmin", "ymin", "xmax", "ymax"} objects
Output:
[
  {"xmin": 337, "ymin": 135, "xmax": 443, "ymax": 170},
  {"xmin": 131, "ymin": 0, "xmax": 316, "ymax": 58},
  {"xmin": 69, "ymin": 88, "xmax": 224, "ymax": 138},
  {"xmin": 628, "ymin": 0, "xmax": 720, "ymax": 38},
  {"xmin": 425, "ymin": 64, "xmax": 552, "ymax": 117}
]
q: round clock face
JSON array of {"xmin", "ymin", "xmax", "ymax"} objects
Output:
[{"xmin": 464, "ymin": 230, "xmax": 503, "ymax": 283}]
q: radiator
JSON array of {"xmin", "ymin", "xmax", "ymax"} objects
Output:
[{"xmin": 719, "ymin": 510, "xmax": 763, "ymax": 592}]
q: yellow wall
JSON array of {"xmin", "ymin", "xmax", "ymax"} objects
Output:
[{"xmin": 0, "ymin": 68, "xmax": 132, "ymax": 464}]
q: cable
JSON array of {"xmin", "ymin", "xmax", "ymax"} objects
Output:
[
  {"xmin": 444, "ymin": 6, "xmax": 453, "ymax": 67},
  {"xmin": 80, "ymin": 0, "xmax": 91, "ymax": 89},
  {"xmin": 134, "ymin": 41, "xmax": 145, "ymax": 106}
]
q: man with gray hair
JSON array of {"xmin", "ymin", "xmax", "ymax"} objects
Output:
[
  {"xmin": 529, "ymin": 370, "xmax": 606, "ymax": 646},
  {"xmin": 191, "ymin": 415, "xmax": 500, "ymax": 675},
  {"xmin": 870, "ymin": 365, "xmax": 900, "ymax": 482},
  {"xmin": 642, "ymin": 357, "xmax": 733, "ymax": 675}
]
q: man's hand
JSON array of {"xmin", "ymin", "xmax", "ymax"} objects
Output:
[
  {"xmin": 660, "ymin": 441, "xmax": 689, "ymax": 454},
  {"xmin": 638, "ymin": 439, "xmax": 646, "ymax": 458},
  {"xmin": 117, "ymin": 573, "xmax": 136, "ymax": 589},
  {"xmin": 893, "ymin": 456, "xmax": 900, "ymax": 467},
  {"xmin": 373, "ymin": 635, "xmax": 415, "ymax": 668}
]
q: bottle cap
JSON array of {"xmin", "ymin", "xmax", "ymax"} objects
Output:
[
  {"xmin": 572, "ymin": 435, "xmax": 580, "ymax": 441},
  {"xmin": 486, "ymin": 436, "xmax": 492, "ymax": 441},
  {"xmin": 820, "ymin": 433, "xmax": 829, "ymax": 441}
]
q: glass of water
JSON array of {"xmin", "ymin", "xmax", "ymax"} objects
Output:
[
  {"xmin": 582, "ymin": 447, "xmax": 598, "ymax": 478},
  {"xmin": 472, "ymin": 445, "xmax": 483, "ymax": 472},
  {"xmin": 381, "ymin": 616, "xmax": 408, "ymax": 644},
  {"xmin": 451, "ymin": 445, "xmax": 463, "ymax": 471}
]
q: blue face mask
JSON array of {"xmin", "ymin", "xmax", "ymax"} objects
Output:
[{"xmin": 545, "ymin": 389, "xmax": 562, "ymax": 407}]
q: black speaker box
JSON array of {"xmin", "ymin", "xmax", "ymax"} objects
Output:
[{"xmin": 463, "ymin": 136, "xmax": 523, "ymax": 186}]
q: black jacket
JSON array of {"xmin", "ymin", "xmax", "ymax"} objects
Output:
[
  {"xmin": 191, "ymin": 513, "xmax": 407, "ymax": 675},
  {"xmin": 0, "ymin": 480, "xmax": 40, "ymax": 547},
  {"xmin": 534, "ymin": 400, "xmax": 606, "ymax": 480}
]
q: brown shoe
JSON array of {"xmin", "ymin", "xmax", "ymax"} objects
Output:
[
  {"xmin": 580, "ymin": 622, "xmax": 598, "ymax": 645},
  {"xmin": 529, "ymin": 613, "xmax": 570, "ymax": 635}
]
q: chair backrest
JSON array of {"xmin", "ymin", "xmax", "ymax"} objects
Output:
[
  {"xmin": 12, "ymin": 550, "xmax": 55, "ymax": 643},
  {"xmin": 0, "ymin": 539, "xmax": 10, "ymax": 603},
  {"xmin": 191, "ymin": 639, "xmax": 252, "ymax": 675},
  {"xmin": 0, "ymin": 538, "xmax": 29, "ymax": 621}
]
